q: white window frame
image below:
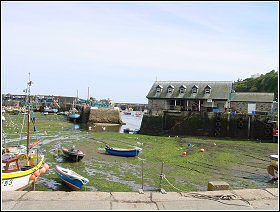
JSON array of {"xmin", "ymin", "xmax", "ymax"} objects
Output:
[
  {"xmin": 192, "ymin": 88, "xmax": 197, "ymax": 94},
  {"xmin": 205, "ymin": 88, "xmax": 211, "ymax": 94},
  {"xmin": 156, "ymin": 87, "xmax": 161, "ymax": 93},
  {"xmin": 167, "ymin": 88, "xmax": 173, "ymax": 93},
  {"xmin": 179, "ymin": 88, "xmax": 185, "ymax": 94}
]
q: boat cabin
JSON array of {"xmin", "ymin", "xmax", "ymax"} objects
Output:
[{"xmin": 2, "ymin": 154, "xmax": 20, "ymax": 173}]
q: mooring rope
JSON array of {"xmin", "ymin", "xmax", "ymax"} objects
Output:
[{"xmin": 162, "ymin": 174, "xmax": 251, "ymax": 207}]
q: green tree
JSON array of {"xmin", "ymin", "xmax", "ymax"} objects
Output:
[{"xmin": 234, "ymin": 70, "xmax": 278, "ymax": 101}]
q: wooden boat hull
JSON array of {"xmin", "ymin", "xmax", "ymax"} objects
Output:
[
  {"xmin": 62, "ymin": 148, "xmax": 85, "ymax": 162},
  {"xmin": 105, "ymin": 147, "xmax": 140, "ymax": 157},
  {"xmin": 2, "ymin": 155, "xmax": 45, "ymax": 191},
  {"xmin": 55, "ymin": 165, "xmax": 89, "ymax": 190}
]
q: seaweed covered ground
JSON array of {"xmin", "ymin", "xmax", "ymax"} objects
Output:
[{"xmin": 2, "ymin": 112, "xmax": 278, "ymax": 192}]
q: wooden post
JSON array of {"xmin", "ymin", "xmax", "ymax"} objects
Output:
[
  {"xmin": 141, "ymin": 160, "xmax": 144, "ymax": 190},
  {"xmin": 159, "ymin": 162, "xmax": 166, "ymax": 194},
  {"xmin": 227, "ymin": 112, "xmax": 230, "ymax": 136},
  {"xmin": 248, "ymin": 115, "xmax": 251, "ymax": 138},
  {"xmin": 138, "ymin": 160, "xmax": 144, "ymax": 194}
]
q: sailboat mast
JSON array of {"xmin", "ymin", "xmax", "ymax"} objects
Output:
[{"xmin": 27, "ymin": 73, "xmax": 33, "ymax": 157}]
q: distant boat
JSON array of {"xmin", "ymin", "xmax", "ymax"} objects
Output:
[
  {"xmin": 62, "ymin": 146, "xmax": 85, "ymax": 162},
  {"xmin": 43, "ymin": 106, "xmax": 58, "ymax": 113},
  {"xmin": 105, "ymin": 145, "xmax": 141, "ymax": 157},
  {"xmin": 68, "ymin": 113, "xmax": 80, "ymax": 119},
  {"xmin": 55, "ymin": 165, "xmax": 89, "ymax": 191},
  {"xmin": 123, "ymin": 128, "xmax": 140, "ymax": 134}
]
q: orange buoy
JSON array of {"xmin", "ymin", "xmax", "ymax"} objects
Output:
[
  {"xmin": 29, "ymin": 174, "xmax": 36, "ymax": 181},
  {"xmin": 34, "ymin": 170, "xmax": 40, "ymax": 177},
  {"xmin": 40, "ymin": 167, "xmax": 46, "ymax": 174},
  {"xmin": 183, "ymin": 151, "xmax": 187, "ymax": 157},
  {"xmin": 43, "ymin": 163, "xmax": 49, "ymax": 171}
]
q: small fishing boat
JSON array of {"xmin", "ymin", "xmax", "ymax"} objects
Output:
[
  {"xmin": 68, "ymin": 113, "xmax": 80, "ymax": 119},
  {"xmin": 105, "ymin": 145, "xmax": 141, "ymax": 157},
  {"xmin": 62, "ymin": 146, "xmax": 85, "ymax": 162},
  {"xmin": 267, "ymin": 154, "xmax": 278, "ymax": 181},
  {"xmin": 2, "ymin": 153, "xmax": 48, "ymax": 191},
  {"xmin": 2, "ymin": 74, "xmax": 49, "ymax": 191},
  {"xmin": 43, "ymin": 106, "xmax": 58, "ymax": 113},
  {"xmin": 123, "ymin": 128, "xmax": 140, "ymax": 134},
  {"xmin": 55, "ymin": 165, "xmax": 89, "ymax": 191}
]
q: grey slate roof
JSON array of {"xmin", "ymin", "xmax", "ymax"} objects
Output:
[
  {"xmin": 146, "ymin": 81, "xmax": 233, "ymax": 100},
  {"xmin": 230, "ymin": 92, "xmax": 274, "ymax": 102}
]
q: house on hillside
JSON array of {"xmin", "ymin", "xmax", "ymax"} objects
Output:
[{"xmin": 146, "ymin": 81, "xmax": 275, "ymax": 115}]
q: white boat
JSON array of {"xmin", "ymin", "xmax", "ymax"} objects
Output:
[
  {"xmin": 55, "ymin": 165, "xmax": 89, "ymax": 190},
  {"xmin": 2, "ymin": 74, "xmax": 49, "ymax": 191},
  {"xmin": 2, "ymin": 153, "xmax": 46, "ymax": 191},
  {"xmin": 267, "ymin": 154, "xmax": 278, "ymax": 181}
]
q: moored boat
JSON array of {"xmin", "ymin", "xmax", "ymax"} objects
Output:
[
  {"xmin": 2, "ymin": 74, "xmax": 49, "ymax": 191},
  {"xmin": 62, "ymin": 146, "xmax": 85, "ymax": 162},
  {"xmin": 105, "ymin": 145, "xmax": 141, "ymax": 157},
  {"xmin": 55, "ymin": 165, "xmax": 89, "ymax": 190},
  {"xmin": 267, "ymin": 154, "xmax": 278, "ymax": 181},
  {"xmin": 68, "ymin": 113, "xmax": 80, "ymax": 119},
  {"xmin": 2, "ymin": 153, "xmax": 48, "ymax": 191}
]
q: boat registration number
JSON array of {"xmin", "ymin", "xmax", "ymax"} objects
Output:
[{"xmin": 2, "ymin": 179, "xmax": 13, "ymax": 186}]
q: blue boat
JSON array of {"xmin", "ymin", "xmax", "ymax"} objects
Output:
[
  {"xmin": 105, "ymin": 145, "xmax": 141, "ymax": 157},
  {"xmin": 55, "ymin": 165, "xmax": 89, "ymax": 191},
  {"xmin": 68, "ymin": 113, "xmax": 80, "ymax": 119}
]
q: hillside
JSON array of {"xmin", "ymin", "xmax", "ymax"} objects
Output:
[{"xmin": 233, "ymin": 70, "xmax": 278, "ymax": 101}]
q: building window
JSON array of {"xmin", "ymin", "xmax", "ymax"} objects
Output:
[
  {"xmin": 179, "ymin": 88, "xmax": 185, "ymax": 94},
  {"xmin": 204, "ymin": 85, "xmax": 211, "ymax": 95},
  {"xmin": 167, "ymin": 85, "xmax": 174, "ymax": 94},
  {"xmin": 179, "ymin": 85, "xmax": 186, "ymax": 94},
  {"xmin": 205, "ymin": 89, "xmax": 211, "ymax": 94},
  {"xmin": 192, "ymin": 86, "xmax": 198, "ymax": 94},
  {"xmin": 156, "ymin": 85, "xmax": 163, "ymax": 93}
]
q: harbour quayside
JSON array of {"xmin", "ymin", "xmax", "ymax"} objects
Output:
[{"xmin": 2, "ymin": 73, "xmax": 49, "ymax": 191}]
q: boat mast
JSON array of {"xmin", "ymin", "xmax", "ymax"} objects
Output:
[{"xmin": 27, "ymin": 72, "xmax": 33, "ymax": 160}]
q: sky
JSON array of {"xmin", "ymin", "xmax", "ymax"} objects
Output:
[{"xmin": 1, "ymin": 1, "xmax": 279, "ymax": 104}]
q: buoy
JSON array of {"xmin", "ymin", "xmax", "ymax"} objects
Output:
[
  {"xmin": 40, "ymin": 167, "xmax": 46, "ymax": 174},
  {"xmin": 88, "ymin": 126, "xmax": 92, "ymax": 130},
  {"xmin": 43, "ymin": 163, "xmax": 49, "ymax": 171},
  {"xmin": 34, "ymin": 170, "xmax": 40, "ymax": 177},
  {"xmin": 29, "ymin": 174, "xmax": 36, "ymax": 181},
  {"xmin": 183, "ymin": 151, "xmax": 187, "ymax": 157},
  {"xmin": 214, "ymin": 143, "xmax": 216, "ymax": 146},
  {"xmin": 200, "ymin": 148, "xmax": 205, "ymax": 152}
]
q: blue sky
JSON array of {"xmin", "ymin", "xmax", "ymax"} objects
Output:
[{"xmin": 1, "ymin": 1, "xmax": 278, "ymax": 103}]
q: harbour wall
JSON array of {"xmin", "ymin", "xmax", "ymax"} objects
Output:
[
  {"xmin": 79, "ymin": 106, "xmax": 122, "ymax": 125},
  {"xmin": 139, "ymin": 111, "xmax": 276, "ymax": 141}
]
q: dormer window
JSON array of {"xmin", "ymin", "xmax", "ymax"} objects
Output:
[
  {"xmin": 192, "ymin": 85, "xmax": 198, "ymax": 94},
  {"xmin": 179, "ymin": 85, "xmax": 186, "ymax": 94},
  {"xmin": 167, "ymin": 85, "xmax": 174, "ymax": 94},
  {"xmin": 204, "ymin": 85, "xmax": 211, "ymax": 95},
  {"xmin": 156, "ymin": 85, "xmax": 163, "ymax": 93}
]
